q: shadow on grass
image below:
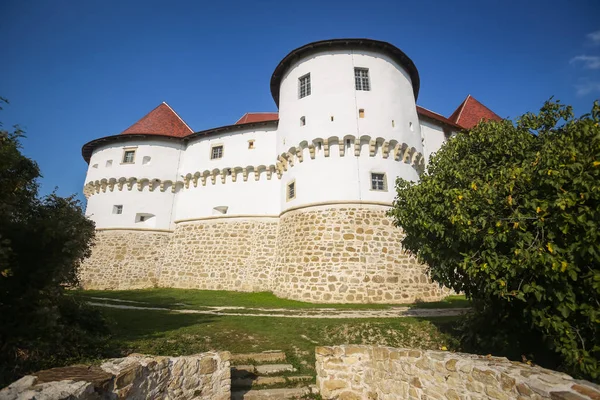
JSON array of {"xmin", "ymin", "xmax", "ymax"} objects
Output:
[{"xmin": 409, "ymin": 295, "xmax": 470, "ymax": 309}]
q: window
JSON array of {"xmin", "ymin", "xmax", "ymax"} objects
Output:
[
  {"xmin": 359, "ymin": 109, "xmax": 365, "ymax": 118},
  {"xmin": 300, "ymin": 116, "xmax": 306, "ymax": 126},
  {"xmin": 299, "ymin": 73, "xmax": 311, "ymax": 98},
  {"xmin": 392, "ymin": 120, "xmax": 395, "ymax": 127},
  {"xmin": 142, "ymin": 156, "xmax": 151, "ymax": 165},
  {"xmin": 92, "ymin": 164, "xmax": 98, "ymax": 169},
  {"xmin": 139, "ymin": 215, "xmax": 146, "ymax": 222},
  {"xmin": 211, "ymin": 145, "xmax": 223, "ymax": 159},
  {"xmin": 355, "ymin": 68, "xmax": 370, "ymax": 91},
  {"xmin": 287, "ymin": 180, "xmax": 296, "ymax": 201},
  {"xmin": 346, "ymin": 138, "xmax": 352, "ymax": 149},
  {"xmin": 330, "ymin": 116, "xmax": 334, "ymax": 122},
  {"xmin": 106, "ymin": 160, "xmax": 113, "ymax": 167},
  {"xmin": 409, "ymin": 122, "xmax": 414, "ymax": 131},
  {"xmin": 122, "ymin": 150, "xmax": 135, "ymax": 164},
  {"xmin": 248, "ymin": 140, "xmax": 255, "ymax": 149},
  {"xmin": 113, "ymin": 205, "xmax": 123, "ymax": 214},
  {"xmin": 371, "ymin": 173, "xmax": 386, "ymax": 191}
]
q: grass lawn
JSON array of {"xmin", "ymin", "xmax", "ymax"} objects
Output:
[
  {"xmin": 70, "ymin": 289, "xmax": 466, "ymax": 377},
  {"xmin": 71, "ymin": 288, "xmax": 469, "ymax": 310},
  {"xmin": 96, "ymin": 307, "xmax": 460, "ymax": 376}
]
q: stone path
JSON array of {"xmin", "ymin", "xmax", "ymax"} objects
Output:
[{"xmin": 86, "ymin": 297, "xmax": 468, "ymax": 319}]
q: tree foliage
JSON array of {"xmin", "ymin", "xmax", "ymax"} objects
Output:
[
  {"xmin": 0, "ymin": 99, "xmax": 108, "ymax": 387},
  {"xmin": 389, "ymin": 100, "xmax": 600, "ymax": 380}
]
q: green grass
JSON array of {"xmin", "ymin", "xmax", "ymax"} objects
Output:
[
  {"xmin": 70, "ymin": 288, "xmax": 469, "ymax": 310},
  {"xmin": 97, "ymin": 307, "xmax": 461, "ymax": 377}
]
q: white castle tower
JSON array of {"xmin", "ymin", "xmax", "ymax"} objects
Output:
[{"xmin": 80, "ymin": 39, "xmax": 500, "ymax": 303}]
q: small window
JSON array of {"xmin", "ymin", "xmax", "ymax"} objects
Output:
[
  {"xmin": 299, "ymin": 73, "xmax": 311, "ymax": 98},
  {"xmin": 409, "ymin": 122, "xmax": 414, "ymax": 131},
  {"xmin": 371, "ymin": 173, "xmax": 386, "ymax": 191},
  {"xmin": 211, "ymin": 145, "xmax": 223, "ymax": 160},
  {"xmin": 287, "ymin": 181, "xmax": 296, "ymax": 201},
  {"xmin": 300, "ymin": 116, "xmax": 306, "ymax": 126},
  {"xmin": 392, "ymin": 120, "xmax": 395, "ymax": 127},
  {"xmin": 330, "ymin": 116, "xmax": 334, "ymax": 122},
  {"xmin": 355, "ymin": 68, "xmax": 370, "ymax": 91},
  {"xmin": 106, "ymin": 160, "xmax": 113, "ymax": 167},
  {"xmin": 135, "ymin": 213, "xmax": 154, "ymax": 223},
  {"xmin": 113, "ymin": 205, "xmax": 123, "ymax": 214},
  {"xmin": 248, "ymin": 140, "xmax": 255, "ymax": 149},
  {"xmin": 346, "ymin": 138, "xmax": 352, "ymax": 148},
  {"xmin": 92, "ymin": 164, "xmax": 98, "ymax": 169},
  {"xmin": 142, "ymin": 156, "xmax": 151, "ymax": 165},
  {"xmin": 122, "ymin": 150, "xmax": 135, "ymax": 164},
  {"xmin": 317, "ymin": 141, "xmax": 322, "ymax": 150},
  {"xmin": 213, "ymin": 206, "xmax": 228, "ymax": 215},
  {"xmin": 359, "ymin": 109, "xmax": 365, "ymax": 118},
  {"xmin": 139, "ymin": 215, "xmax": 146, "ymax": 222}
]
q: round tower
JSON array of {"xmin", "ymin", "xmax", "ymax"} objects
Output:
[{"xmin": 271, "ymin": 39, "xmax": 446, "ymax": 303}]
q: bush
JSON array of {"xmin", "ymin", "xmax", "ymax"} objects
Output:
[
  {"xmin": 0, "ymin": 99, "xmax": 108, "ymax": 387},
  {"xmin": 389, "ymin": 100, "xmax": 600, "ymax": 380}
]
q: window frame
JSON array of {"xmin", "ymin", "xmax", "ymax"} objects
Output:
[
  {"xmin": 113, "ymin": 205, "xmax": 123, "ymax": 215},
  {"xmin": 298, "ymin": 73, "xmax": 311, "ymax": 99},
  {"xmin": 354, "ymin": 67, "xmax": 370, "ymax": 91},
  {"xmin": 286, "ymin": 180, "xmax": 296, "ymax": 202},
  {"xmin": 210, "ymin": 144, "xmax": 224, "ymax": 160},
  {"xmin": 121, "ymin": 148, "xmax": 136, "ymax": 164},
  {"xmin": 370, "ymin": 172, "xmax": 387, "ymax": 192}
]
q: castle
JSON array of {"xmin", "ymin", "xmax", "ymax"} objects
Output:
[{"xmin": 80, "ymin": 38, "xmax": 501, "ymax": 303}]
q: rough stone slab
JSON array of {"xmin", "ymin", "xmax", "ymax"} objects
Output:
[
  {"xmin": 231, "ymin": 351, "xmax": 286, "ymax": 364},
  {"xmin": 231, "ymin": 386, "xmax": 310, "ymax": 400},
  {"xmin": 287, "ymin": 375, "xmax": 314, "ymax": 382},
  {"xmin": 232, "ymin": 376, "xmax": 286, "ymax": 389},
  {"xmin": 255, "ymin": 364, "xmax": 296, "ymax": 375}
]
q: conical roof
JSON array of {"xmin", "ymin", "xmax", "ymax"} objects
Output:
[{"xmin": 121, "ymin": 102, "xmax": 193, "ymax": 137}]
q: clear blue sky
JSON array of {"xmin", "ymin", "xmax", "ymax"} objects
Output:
[{"xmin": 1, "ymin": 0, "xmax": 599, "ymax": 200}]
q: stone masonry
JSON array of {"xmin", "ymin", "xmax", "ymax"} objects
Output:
[
  {"xmin": 1, "ymin": 352, "xmax": 231, "ymax": 400},
  {"xmin": 80, "ymin": 230, "xmax": 170, "ymax": 290},
  {"xmin": 158, "ymin": 218, "xmax": 278, "ymax": 291},
  {"xmin": 316, "ymin": 345, "xmax": 600, "ymax": 400},
  {"xmin": 79, "ymin": 204, "xmax": 449, "ymax": 304},
  {"xmin": 274, "ymin": 204, "xmax": 449, "ymax": 303}
]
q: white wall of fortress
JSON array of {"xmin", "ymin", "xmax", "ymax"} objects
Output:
[{"xmin": 80, "ymin": 45, "xmax": 455, "ymax": 303}]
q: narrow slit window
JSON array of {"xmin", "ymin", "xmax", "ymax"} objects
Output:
[
  {"xmin": 92, "ymin": 164, "xmax": 98, "ymax": 168},
  {"xmin": 392, "ymin": 120, "xmax": 395, "ymax": 127},
  {"xmin": 248, "ymin": 140, "xmax": 255, "ymax": 149},
  {"xmin": 298, "ymin": 73, "xmax": 311, "ymax": 98},
  {"xmin": 371, "ymin": 173, "xmax": 386, "ymax": 191},
  {"xmin": 354, "ymin": 68, "xmax": 370, "ymax": 91},
  {"xmin": 330, "ymin": 116, "xmax": 334, "ymax": 122},
  {"xmin": 287, "ymin": 181, "xmax": 296, "ymax": 201},
  {"xmin": 346, "ymin": 138, "xmax": 352, "ymax": 149},
  {"xmin": 211, "ymin": 145, "xmax": 223, "ymax": 159},
  {"xmin": 122, "ymin": 150, "xmax": 135, "ymax": 164},
  {"xmin": 359, "ymin": 109, "xmax": 365, "ymax": 118},
  {"xmin": 317, "ymin": 141, "xmax": 322, "ymax": 150},
  {"xmin": 300, "ymin": 116, "xmax": 306, "ymax": 126}
]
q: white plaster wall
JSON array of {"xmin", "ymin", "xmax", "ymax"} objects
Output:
[
  {"xmin": 86, "ymin": 140, "xmax": 183, "ymax": 183},
  {"xmin": 85, "ymin": 188, "xmax": 176, "ymax": 230},
  {"xmin": 276, "ymin": 48, "xmax": 422, "ymax": 211},
  {"xmin": 419, "ymin": 120, "xmax": 448, "ymax": 166}
]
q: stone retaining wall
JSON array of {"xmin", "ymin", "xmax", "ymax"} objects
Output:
[
  {"xmin": 158, "ymin": 218, "xmax": 278, "ymax": 292},
  {"xmin": 274, "ymin": 205, "xmax": 448, "ymax": 303},
  {"xmin": 1, "ymin": 352, "xmax": 230, "ymax": 400},
  {"xmin": 79, "ymin": 230, "xmax": 171, "ymax": 290},
  {"xmin": 315, "ymin": 345, "xmax": 600, "ymax": 400}
]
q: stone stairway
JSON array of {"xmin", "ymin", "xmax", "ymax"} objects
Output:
[{"xmin": 229, "ymin": 351, "xmax": 316, "ymax": 399}]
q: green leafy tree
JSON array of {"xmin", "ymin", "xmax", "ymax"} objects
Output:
[
  {"xmin": 389, "ymin": 100, "xmax": 600, "ymax": 380},
  {"xmin": 0, "ymin": 98, "xmax": 108, "ymax": 387}
]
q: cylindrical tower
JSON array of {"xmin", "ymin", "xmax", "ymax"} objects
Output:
[{"xmin": 271, "ymin": 39, "xmax": 447, "ymax": 303}]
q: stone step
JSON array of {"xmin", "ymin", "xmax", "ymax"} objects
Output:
[
  {"xmin": 230, "ymin": 351, "xmax": 286, "ymax": 364},
  {"xmin": 231, "ymin": 386, "xmax": 311, "ymax": 400},
  {"xmin": 232, "ymin": 375, "xmax": 314, "ymax": 390},
  {"xmin": 231, "ymin": 363, "xmax": 296, "ymax": 377}
]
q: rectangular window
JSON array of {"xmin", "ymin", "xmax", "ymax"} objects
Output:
[
  {"xmin": 248, "ymin": 140, "xmax": 255, "ymax": 149},
  {"xmin": 287, "ymin": 181, "xmax": 296, "ymax": 201},
  {"xmin": 122, "ymin": 150, "xmax": 135, "ymax": 164},
  {"xmin": 299, "ymin": 73, "xmax": 311, "ymax": 98},
  {"xmin": 211, "ymin": 145, "xmax": 223, "ymax": 159},
  {"xmin": 113, "ymin": 205, "xmax": 123, "ymax": 214},
  {"xmin": 371, "ymin": 173, "xmax": 386, "ymax": 191},
  {"xmin": 355, "ymin": 68, "xmax": 370, "ymax": 91}
]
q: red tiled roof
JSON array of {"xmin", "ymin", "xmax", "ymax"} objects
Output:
[
  {"xmin": 121, "ymin": 102, "xmax": 193, "ymax": 137},
  {"xmin": 235, "ymin": 112, "xmax": 279, "ymax": 125},
  {"xmin": 448, "ymin": 95, "xmax": 502, "ymax": 129},
  {"xmin": 416, "ymin": 106, "xmax": 462, "ymax": 129}
]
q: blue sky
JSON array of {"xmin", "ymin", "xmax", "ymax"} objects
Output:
[{"xmin": 1, "ymin": 0, "xmax": 599, "ymax": 200}]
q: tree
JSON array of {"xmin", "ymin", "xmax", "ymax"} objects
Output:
[
  {"xmin": 389, "ymin": 100, "xmax": 600, "ymax": 380},
  {"xmin": 0, "ymin": 98, "xmax": 108, "ymax": 387}
]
